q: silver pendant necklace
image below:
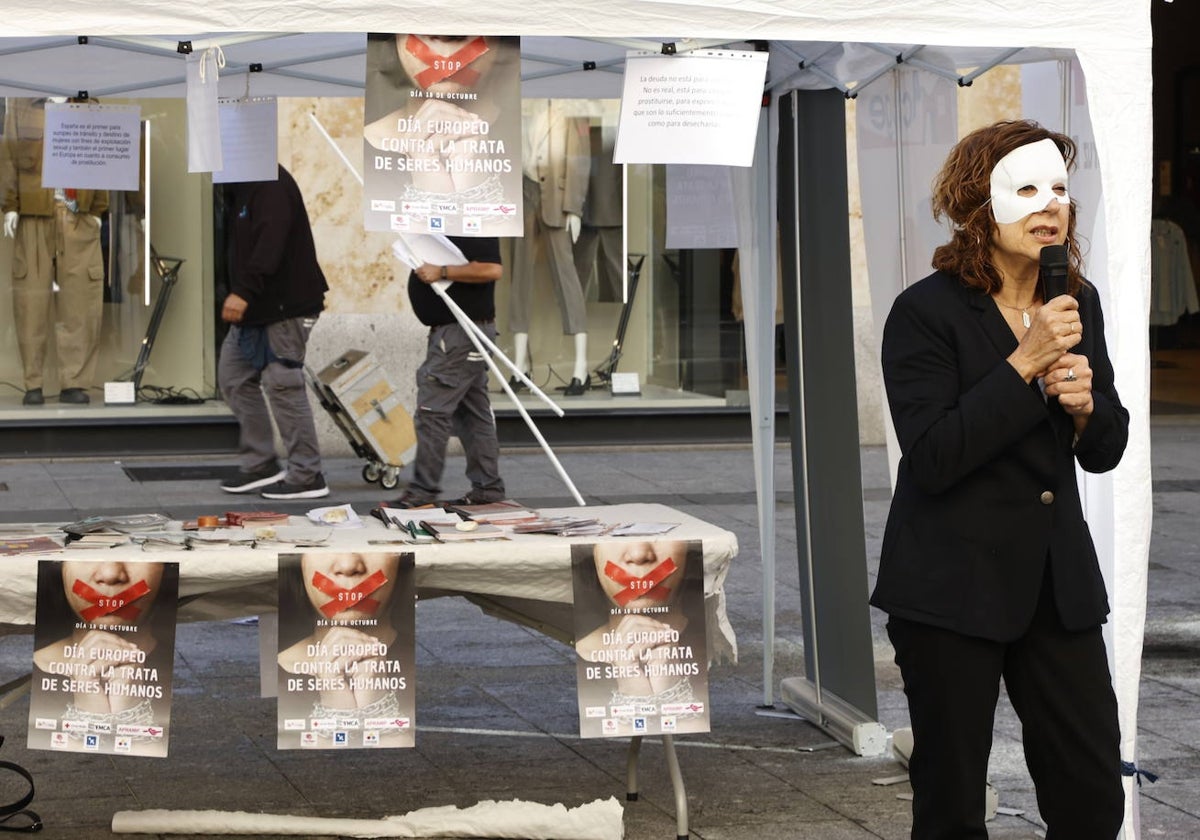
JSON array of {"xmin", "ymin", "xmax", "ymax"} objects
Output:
[{"xmin": 994, "ymin": 297, "xmax": 1036, "ymax": 328}]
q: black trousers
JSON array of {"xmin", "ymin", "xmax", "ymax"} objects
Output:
[{"xmin": 887, "ymin": 571, "xmax": 1124, "ymax": 840}]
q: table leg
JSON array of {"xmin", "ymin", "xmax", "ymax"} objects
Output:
[
  {"xmin": 626, "ymin": 735, "xmax": 690, "ymax": 839},
  {"xmin": 625, "ymin": 736, "xmax": 642, "ymax": 800},
  {"xmin": 662, "ymin": 734, "xmax": 689, "ymax": 840}
]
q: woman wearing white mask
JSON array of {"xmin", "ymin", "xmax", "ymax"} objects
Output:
[{"xmin": 872, "ymin": 120, "xmax": 1128, "ymax": 839}]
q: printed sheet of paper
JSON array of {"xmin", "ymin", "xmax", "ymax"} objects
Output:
[
  {"xmin": 42, "ymin": 102, "xmax": 141, "ymax": 191},
  {"xmin": 212, "ymin": 97, "xmax": 279, "ymax": 184},
  {"xmin": 614, "ymin": 49, "xmax": 768, "ymax": 166}
]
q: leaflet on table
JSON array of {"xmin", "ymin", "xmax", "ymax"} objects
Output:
[
  {"xmin": 509, "ymin": 516, "xmax": 601, "ymax": 535},
  {"xmin": 28, "ymin": 559, "xmax": 180, "ymax": 758},
  {"xmin": 607, "ymin": 522, "xmax": 679, "ymax": 537},
  {"xmin": 376, "ymin": 508, "xmax": 459, "ymax": 529},
  {"xmin": 418, "ymin": 520, "xmax": 508, "ymax": 542},
  {"xmin": 60, "ymin": 513, "xmax": 172, "ymax": 536},
  {"xmin": 570, "ymin": 538, "xmax": 710, "ymax": 739},
  {"xmin": 443, "ymin": 499, "xmax": 536, "ymax": 524},
  {"xmin": 0, "ymin": 535, "xmax": 64, "ymax": 556},
  {"xmin": 185, "ymin": 528, "xmax": 256, "ymax": 550},
  {"xmin": 252, "ymin": 526, "xmax": 334, "ymax": 547},
  {"xmin": 277, "ymin": 552, "xmax": 416, "ymax": 750}
]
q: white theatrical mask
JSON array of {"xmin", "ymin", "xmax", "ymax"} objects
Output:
[{"xmin": 988, "ymin": 138, "xmax": 1070, "ymax": 225}]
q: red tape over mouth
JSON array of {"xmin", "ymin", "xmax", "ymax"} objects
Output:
[
  {"xmin": 311, "ymin": 570, "xmax": 387, "ymax": 618},
  {"xmin": 603, "ymin": 557, "xmax": 678, "ymax": 607},
  {"xmin": 72, "ymin": 579, "xmax": 152, "ymax": 622},
  {"xmin": 405, "ymin": 35, "xmax": 489, "ymax": 90}
]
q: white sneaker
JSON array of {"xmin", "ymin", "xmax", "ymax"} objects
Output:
[{"xmin": 260, "ymin": 474, "xmax": 329, "ymax": 500}]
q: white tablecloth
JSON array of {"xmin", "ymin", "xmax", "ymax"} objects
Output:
[{"xmin": 1, "ymin": 503, "xmax": 739, "ymax": 663}]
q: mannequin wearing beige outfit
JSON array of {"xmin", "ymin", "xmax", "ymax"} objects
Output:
[
  {"xmin": 510, "ymin": 99, "xmax": 592, "ymax": 394},
  {"xmin": 1, "ymin": 97, "xmax": 109, "ymax": 405}
]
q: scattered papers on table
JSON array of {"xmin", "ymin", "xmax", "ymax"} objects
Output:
[
  {"xmin": 61, "ymin": 513, "xmax": 172, "ymax": 535},
  {"xmin": 0, "ymin": 535, "xmax": 65, "ymax": 556},
  {"xmin": 187, "ymin": 529, "xmax": 257, "ymax": 549},
  {"xmin": 67, "ymin": 533, "xmax": 132, "ymax": 549},
  {"xmin": 253, "ymin": 526, "xmax": 334, "ymax": 547},
  {"xmin": 134, "ymin": 533, "xmax": 189, "ymax": 551},
  {"xmin": 419, "ymin": 520, "xmax": 508, "ymax": 542},
  {"xmin": 378, "ymin": 507, "xmax": 458, "ymax": 527},
  {"xmin": 509, "ymin": 517, "xmax": 603, "ymax": 536},
  {"xmin": 607, "ymin": 522, "xmax": 679, "ymax": 536},
  {"xmin": 445, "ymin": 499, "xmax": 538, "ymax": 524}
]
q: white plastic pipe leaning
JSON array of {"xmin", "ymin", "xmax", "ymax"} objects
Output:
[
  {"xmin": 307, "ymin": 112, "xmax": 585, "ymax": 507},
  {"xmin": 430, "ymin": 282, "xmax": 585, "ymax": 507}
]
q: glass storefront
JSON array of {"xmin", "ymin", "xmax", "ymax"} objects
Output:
[
  {"xmin": 0, "ymin": 97, "xmax": 220, "ymax": 420},
  {"xmin": 0, "ymin": 93, "xmax": 764, "ymax": 452}
]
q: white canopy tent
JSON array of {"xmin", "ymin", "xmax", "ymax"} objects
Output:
[{"xmin": 0, "ymin": 2, "xmax": 1154, "ymax": 836}]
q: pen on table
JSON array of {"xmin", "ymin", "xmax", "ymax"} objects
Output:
[
  {"xmin": 405, "ymin": 521, "xmax": 418, "ymax": 540},
  {"xmin": 371, "ymin": 507, "xmax": 397, "ymax": 529}
]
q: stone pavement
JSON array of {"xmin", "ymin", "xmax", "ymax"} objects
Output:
[{"xmin": 0, "ymin": 420, "xmax": 1196, "ymax": 839}]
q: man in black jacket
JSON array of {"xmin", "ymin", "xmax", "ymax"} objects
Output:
[{"xmin": 217, "ymin": 165, "xmax": 330, "ymax": 500}]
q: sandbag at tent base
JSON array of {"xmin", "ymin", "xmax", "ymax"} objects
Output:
[{"xmin": 111, "ymin": 798, "xmax": 623, "ymax": 840}]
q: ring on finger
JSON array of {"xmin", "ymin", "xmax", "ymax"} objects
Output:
[{"xmin": 1064, "ymin": 368, "xmax": 1077, "ymax": 383}]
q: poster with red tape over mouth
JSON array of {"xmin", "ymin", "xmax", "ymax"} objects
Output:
[
  {"xmin": 571, "ymin": 539, "xmax": 710, "ymax": 738},
  {"xmin": 276, "ymin": 551, "xmax": 416, "ymax": 750},
  {"xmin": 28, "ymin": 559, "xmax": 179, "ymax": 758}
]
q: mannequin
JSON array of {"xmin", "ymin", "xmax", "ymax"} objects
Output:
[
  {"xmin": 573, "ymin": 122, "xmax": 624, "ymax": 303},
  {"xmin": 2, "ymin": 96, "xmax": 109, "ymax": 405},
  {"xmin": 509, "ymin": 99, "xmax": 591, "ymax": 395}
]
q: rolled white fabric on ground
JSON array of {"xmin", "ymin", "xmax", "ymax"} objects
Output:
[{"xmin": 111, "ymin": 797, "xmax": 623, "ymax": 840}]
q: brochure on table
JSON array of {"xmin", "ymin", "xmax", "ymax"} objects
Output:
[
  {"xmin": 276, "ymin": 552, "xmax": 416, "ymax": 749},
  {"xmin": 571, "ymin": 538, "xmax": 709, "ymax": 738},
  {"xmin": 28, "ymin": 560, "xmax": 180, "ymax": 758}
]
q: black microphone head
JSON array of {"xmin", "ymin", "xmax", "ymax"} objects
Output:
[
  {"xmin": 1039, "ymin": 244, "xmax": 1069, "ymax": 299},
  {"xmin": 1039, "ymin": 244, "xmax": 1068, "ymax": 269}
]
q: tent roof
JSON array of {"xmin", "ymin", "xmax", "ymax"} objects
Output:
[
  {"xmin": 0, "ymin": 33, "xmax": 1074, "ymax": 100},
  {"xmin": 0, "ymin": 1, "xmax": 1151, "ymax": 51},
  {"xmin": 0, "ymin": 0, "xmax": 1148, "ymax": 99}
]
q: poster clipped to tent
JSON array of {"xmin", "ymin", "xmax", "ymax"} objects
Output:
[
  {"xmin": 213, "ymin": 97, "xmax": 279, "ymax": 184},
  {"xmin": 614, "ymin": 49, "xmax": 768, "ymax": 166},
  {"xmin": 571, "ymin": 539, "xmax": 709, "ymax": 738},
  {"xmin": 41, "ymin": 102, "xmax": 141, "ymax": 191},
  {"xmin": 28, "ymin": 559, "xmax": 179, "ymax": 758},
  {"xmin": 363, "ymin": 34, "xmax": 522, "ymax": 237},
  {"xmin": 277, "ymin": 552, "xmax": 416, "ymax": 749}
]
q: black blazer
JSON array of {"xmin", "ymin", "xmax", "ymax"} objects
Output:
[{"xmin": 870, "ymin": 271, "xmax": 1128, "ymax": 642}]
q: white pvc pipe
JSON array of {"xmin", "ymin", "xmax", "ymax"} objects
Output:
[
  {"xmin": 431, "ymin": 283, "xmax": 585, "ymax": 507},
  {"xmin": 430, "ymin": 281, "xmax": 564, "ymax": 418},
  {"xmin": 306, "ymin": 111, "xmax": 582, "ymax": 504}
]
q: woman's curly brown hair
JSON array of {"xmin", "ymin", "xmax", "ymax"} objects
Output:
[{"xmin": 931, "ymin": 119, "xmax": 1085, "ymax": 296}]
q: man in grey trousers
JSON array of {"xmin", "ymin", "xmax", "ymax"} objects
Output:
[{"xmin": 217, "ymin": 164, "xmax": 330, "ymax": 500}]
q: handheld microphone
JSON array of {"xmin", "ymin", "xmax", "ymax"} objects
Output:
[{"xmin": 1039, "ymin": 244, "xmax": 1069, "ymax": 302}]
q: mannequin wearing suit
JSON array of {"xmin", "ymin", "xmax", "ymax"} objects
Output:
[
  {"xmin": 872, "ymin": 123, "xmax": 1127, "ymax": 838},
  {"xmin": 510, "ymin": 99, "xmax": 591, "ymax": 394},
  {"xmin": 2, "ymin": 97, "xmax": 109, "ymax": 405},
  {"xmin": 573, "ymin": 122, "xmax": 623, "ymax": 303}
]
